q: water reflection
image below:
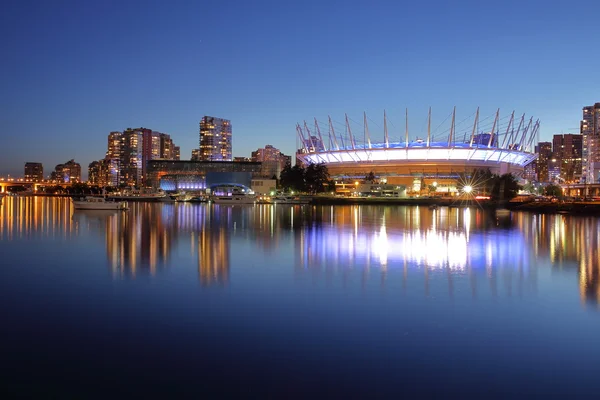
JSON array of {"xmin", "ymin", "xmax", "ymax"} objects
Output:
[
  {"xmin": 2, "ymin": 196, "xmax": 600, "ymax": 306},
  {"xmin": 514, "ymin": 212, "xmax": 600, "ymax": 308},
  {"xmin": 0, "ymin": 196, "xmax": 75, "ymax": 240}
]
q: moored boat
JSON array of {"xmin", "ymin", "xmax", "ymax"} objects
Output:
[
  {"xmin": 272, "ymin": 195, "xmax": 311, "ymax": 204},
  {"xmin": 211, "ymin": 194, "xmax": 257, "ymax": 204},
  {"xmin": 107, "ymin": 188, "xmax": 167, "ymax": 202},
  {"xmin": 72, "ymin": 197, "xmax": 128, "ymax": 210}
]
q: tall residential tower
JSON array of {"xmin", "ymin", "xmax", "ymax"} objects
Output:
[
  {"xmin": 552, "ymin": 133, "xmax": 583, "ymax": 183},
  {"xmin": 199, "ymin": 116, "xmax": 232, "ymax": 161},
  {"xmin": 581, "ymin": 103, "xmax": 600, "ymax": 183}
]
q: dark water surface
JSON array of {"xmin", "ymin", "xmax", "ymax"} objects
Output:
[{"xmin": 1, "ymin": 196, "xmax": 600, "ymax": 398}]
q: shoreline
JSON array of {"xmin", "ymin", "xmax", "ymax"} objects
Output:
[{"xmin": 7, "ymin": 194, "xmax": 600, "ymax": 215}]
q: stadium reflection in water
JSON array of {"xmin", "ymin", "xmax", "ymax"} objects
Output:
[{"xmin": 2, "ymin": 196, "xmax": 600, "ymax": 306}]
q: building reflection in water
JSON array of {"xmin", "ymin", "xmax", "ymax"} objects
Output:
[
  {"xmin": 291, "ymin": 206, "xmax": 535, "ymax": 298},
  {"xmin": 514, "ymin": 212, "xmax": 600, "ymax": 308},
  {"xmin": 194, "ymin": 206, "xmax": 230, "ymax": 286},
  {"xmin": 103, "ymin": 203, "xmax": 176, "ymax": 278},
  {"xmin": 5, "ymin": 196, "xmax": 600, "ymax": 304},
  {"xmin": 0, "ymin": 196, "xmax": 75, "ymax": 240}
]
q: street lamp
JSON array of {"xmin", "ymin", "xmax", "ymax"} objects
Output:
[{"xmin": 463, "ymin": 185, "xmax": 473, "ymax": 194}]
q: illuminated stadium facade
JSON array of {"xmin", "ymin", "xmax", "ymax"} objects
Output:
[{"xmin": 296, "ymin": 108, "xmax": 539, "ymax": 187}]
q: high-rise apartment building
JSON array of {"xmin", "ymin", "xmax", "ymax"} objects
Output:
[
  {"xmin": 199, "ymin": 116, "xmax": 232, "ymax": 161},
  {"xmin": 160, "ymin": 133, "xmax": 179, "ymax": 160},
  {"xmin": 581, "ymin": 103, "xmax": 600, "ymax": 183},
  {"xmin": 523, "ymin": 160, "xmax": 537, "ymax": 182},
  {"xmin": 88, "ymin": 161, "xmax": 102, "ymax": 185},
  {"xmin": 51, "ymin": 159, "xmax": 81, "ymax": 183},
  {"xmin": 535, "ymin": 142, "xmax": 552, "ymax": 183},
  {"xmin": 105, "ymin": 131, "xmax": 122, "ymax": 186},
  {"xmin": 552, "ymin": 134, "xmax": 583, "ymax": 183},
  {"xmin": 251, "ymin": 145, "xmax": 291, "ymax": 178},
  {"xmin": 141, "ymin": 128, "xmax": 160, "ymax": 181},
  {"xmin": 99, "ymin": 129, "xmax": 180, "ymax": 187},
  {"xmin": 191, "ymin": 149, "xmax": 201, "ymax": 161},
  {"xmin": 24, "ymin": 162, "xmax": 44, "ymax": 182},
  {"xmin": 120, "ymin": 129, "xmax": 143, "ymax": 186}
]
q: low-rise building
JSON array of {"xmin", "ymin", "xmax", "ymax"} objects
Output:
[
  {"xmin": 146, "ymin": 160, "xmax": 262, "ymax": 191},
  {"xmin": 251, "ymin": 179, "xmax": 277, "ymax": 195}
]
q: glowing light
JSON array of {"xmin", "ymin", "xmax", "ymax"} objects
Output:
[
  {"xmin": 300, "ymin": 147, "xmax": 534, "ymax": 167},
  {"xmin": 463, "ymin": 185, "xmax": 473, "ymax": 193},
  {"xmin": 354, "ymin": 181, "xmax": 359, "ymax": 186},
  {"xmin": 432, "ymin": 181, "xmax": 438, "ymax": 187}
]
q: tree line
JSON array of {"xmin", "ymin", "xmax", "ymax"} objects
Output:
[{"xmin": 279, "ymin": 163, "xmax": 334, "ymax": 194}]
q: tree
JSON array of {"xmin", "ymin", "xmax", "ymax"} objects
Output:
[
  {"xmin": 279, "ymin": 163, "xmax": 332, "ymax": 194},
  {"xmin": 491, "ymin": 173, "xmax": 521, "ymax": 200},
  {"xmin": 544, "ymin": 184, "xmax": 562, "ymax": 197},
  {"xmin": 365, "ymin": 171, "xmax": 376, "ymax": 183},
  {"xmin": 305, "ymin": 163, "xmax": 330, "ymax": 193},
  {"xmin": 67, "ymin": 182, "xmax": 91, "ymax": 195},
  {"xmin": 280, "ymin": 163, "xmax": 305, "ymax": 192}
]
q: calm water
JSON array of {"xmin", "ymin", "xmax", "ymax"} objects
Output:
[{"xmin": 1, "ymin": 196, "xmax": 600, "ymax": 398}]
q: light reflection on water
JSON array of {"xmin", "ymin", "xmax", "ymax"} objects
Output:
[
  {"xmin": 1, "ymin": 196, "xmax": 599, "ymax": 306},
  {"xmin": 3, "ymin": 196, "xmax": 600, "ymax": 397}
]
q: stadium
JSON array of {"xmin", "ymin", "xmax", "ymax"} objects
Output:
[{"xmin": 295, "ymin": 107, "xmax": 539, "ymax": 194}]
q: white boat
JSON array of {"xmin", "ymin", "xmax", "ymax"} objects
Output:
[
  {"xmin": 107, "ymin": 188, "xmax": 167, "ymax": 202},
  {"xmin": 211, "ymin": 194, "xmax": 257, "ymax": 204},
  {"xmin": 272, "ymin": 195, "xmax": 311, "ymax": 204},
  {"xmin": 72, "ymin": 197, "xmax": 128, "ymax": 210},
  {"xmin": 175, "ymin": 192, "xmax": 194, "ymax": 202}
]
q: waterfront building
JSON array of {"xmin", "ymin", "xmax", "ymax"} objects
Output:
[
  {"xmin": 100, "ymin": 129, "xmax": 180, "ymax": 187},
  {"xmin": 233, "ymin": 157, "xmax": 251, "ymax": 162},
  {"xmin": 552, "ymin": 133, "xmax": 583, "ymax": 183},
  {"xmin": 88, "ymin": 161, "xmax": 101, "ymax": 185},
  {"xmin": 535, "ymin": 142, "xmax": 552, "ymax": 183},
  {"xmin": 523, "ymin": 160, "xmax": 537, "ymax": 182},
  {"xmin": 199, "ymin": 116, "xmax": 232, "ymax": 161},
  {"xmin": 295, "ymin": 108, "xmax": 538, "ymax": 188},
  {"xmin": 119, "ymin": 129, "xmax": 143, "ymax": 186},
  {"xmin": 548, "ymin": 157, "xmax": 561, "ymax": 183},
  {"xmin": 24, "ymin": 162, "xmax": 43, "ymax": 182},
  {"xmin": 104, "ymin": 131, "xmax": 122, "ymax": 186},
  {"xmin": 251, "ymin": 145, "xmax": 291, "ymax": 178},
  {"xmin": 250, "ymin": 178, "xmax": 277, "ymax": 195},
  {"xmin": 159, "ymin": 134, "xmax": 179, "ymax": 160},
  {"xmin": 581, "ymin": 103, "xmax": 600, "ymax": 183},
  {"xmin": 141, "ymin": 128, "xmax": 160, "ymax": 182},
  {"xmin": 146, "ymin": 160, "xmax": 261, "ymax": 191},
  {"xmin": 51, "ymin": 159, "xmax": 81, "ymax": 183},
  {"xmin": 191, "ymin": 149, "xmax": 201, "ymax": 161}
]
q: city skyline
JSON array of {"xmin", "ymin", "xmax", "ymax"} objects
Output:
[{"xmin": 2, "ymin": 1, "xmax": 598, "ymax": 178}]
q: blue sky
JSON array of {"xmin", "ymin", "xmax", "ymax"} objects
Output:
[{"xmin": 1, "ymin": 0, "xmax": 597, "ymax": 178}]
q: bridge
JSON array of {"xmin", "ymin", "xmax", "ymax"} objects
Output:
[{"xmin": 0, "ymin": 180, "xmax": 74, "ymax": 193}]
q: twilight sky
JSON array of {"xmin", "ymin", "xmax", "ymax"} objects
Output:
[{"xmin": 1, "ymin": 0, "xmax": 598, "ymax": 178}]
